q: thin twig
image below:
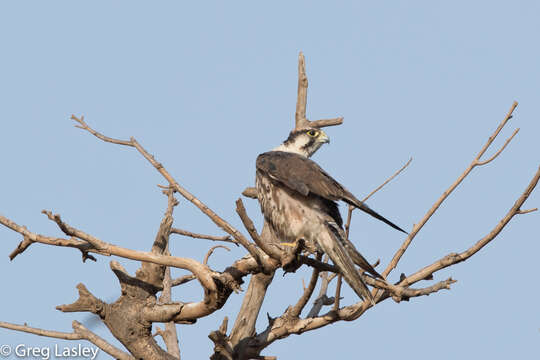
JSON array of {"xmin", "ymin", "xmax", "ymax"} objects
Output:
[
  {"xmin": 290, "ymin": 254, "xmax": 322, "ymax": 317},
  {"xmin": 171, "ymin": 228, "xmax": 235, "ymax": 244},
  {"xmin": 42, "ymin": 210, "xmax": 108, "ymax": 250},
  {"xmin": 382, "ymin": 102, "xmax": 519, "ymax": 279},
  {"xmin": 476, "ymin": 128, "xmax": 519, "ymax": 166},
  {"xmin": 204, "ymin": 245, "xmax": 231, "ymax": 265},
  {"xmin": 332, "ymin": 275, "xmax": 343, "ymax": 311},
  {"xmin": 344, "ymin": 157, "xmax": 412, "ymax": 239},
  {"xmin": 399, "ymin": 165, "xmax": 540, "ymax": 288},
  {"xmin": 362, "ymin": 157, "xmax": 413, "ymax": 203}
]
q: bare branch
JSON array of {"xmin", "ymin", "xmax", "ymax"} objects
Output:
[
  {"xmin": 0, "ymin": 321, "xmax": 82, "ymax": 340},
  {"xmin": 476, "ymin": 128, "xmax": 519, "ymax": 166},
  {"xmin": 236, "ymin": 198, "xmax": 281, "ymax": 264},
  {"xmin": 0, "ymin": 321, "xmax": 134, "ymax": 360},
  {"xmin": 72, "ymin": 321, "xmax": 135, "ymax": 360},
  {"xmin": 72, "ymin": 115, "xmax": 261, "ymax": 262},
  {"xmin": 399, "ymin": 165, "xmax": 540, "ymax": 288},
  {"xmin": 56, "ymin": 283, "xmax": 105, "ymax": 315},
  {"xmin": 290, "ymin": 254, "xmax": 322, "ymax": 317},
  {"xmin": 8, "ymin": 235, "xmax": 33, "ymax": 260},
  {"xmin": 382, "ymin": 102, "xmax": 519, "ymax": 279},
  {"xmin": 158, "ymin": 265, "xmax": 181, "ymax": 358},
  {"xmin": 294, "ymin": 52, "xmax": 343, "ymax": 130},
  {"xmin": 42, "ymin": 210, "xmax": 108, "ymax": 250},
  {"xmin": 204, "ymin": 245, "xmax": 231, "ymax": 265},
  {"xmin": 1, "ymin": 214, "xmax": 110, "ymax": 257},
  {"xmin": 309, "ymin": 117, "xmax": 344, "ymax": 128},
  {"xmin": 1, "ymin": 212, "xmax": 221, "ymax": 321},
  {"xmin": 344, "ymin": 157, "xmax": 412, "ymax": 239},
  {"xmin": 362, "ymin": 157, "xmax": 413, "ymax": 203},
  {"xmin": 306, "ymin": 256, "xmax": 337, "ymax": 318},
  {"xmin": 332, "ymin": 275, "xmax": 342, "ymax": 311},
  {"xmin": 228, "ymin": 226, "xmax": 277, "ymax": 349},
  {"xmin": 71, "ymin": 115, "xmax": 132, "ymax": 146},
  {"xmin": 242, "ymin": 187, "xmax": 258, "ymax": 199},
  {"xmin": 363, "ymin": 276, "xmax": 457, "ymax": 302},
  {"xmin": 143, "ymin": 303, "xmax": 185, "ymax": 323},
  {"xmin": 474, "ymin": 102, "xmax": 518, "ymax": 162},
  {"xmin": 171, "ymin": 228, "xmax": 235, "ymax": 244},
  {"xmin": 295, "ymin": 52, "xmax": 309, "ymax": 129},
  {"xmin": 171, "ymin": 274, "xmax": 195, "ymax": 287}
]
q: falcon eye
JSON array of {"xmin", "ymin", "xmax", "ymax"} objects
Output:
[{"xmin": 307, "ymin": 130, "xmax": 317, "ymax": 137}]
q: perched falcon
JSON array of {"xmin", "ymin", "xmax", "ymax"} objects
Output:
[{"xmin": 255, "ymin": 128, "xmax": 406, "ymax": 304}]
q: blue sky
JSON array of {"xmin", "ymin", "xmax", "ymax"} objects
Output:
[{"xmin": 0, "ymin": 2, "xmax": 539, "ymax": 359}]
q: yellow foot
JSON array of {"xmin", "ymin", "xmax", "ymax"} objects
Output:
[{"xmin": 281, "ymin": 242, "xmax": 297, "ymax": 247}]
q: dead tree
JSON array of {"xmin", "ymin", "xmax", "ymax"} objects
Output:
[{"xmin": 1, "ymin": 53, "xmax": 538, "ymax": 360}]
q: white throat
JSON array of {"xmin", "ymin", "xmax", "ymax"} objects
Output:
[{"xmin": 273, "ymin": 142, "xmax": 321, "ymax": 158}]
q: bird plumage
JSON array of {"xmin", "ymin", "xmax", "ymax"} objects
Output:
[{"xmin": 255, "ymin": 128, "xmax": 405, "ymax": 304}]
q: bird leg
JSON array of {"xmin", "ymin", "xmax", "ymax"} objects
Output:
[{"xmin": 281, "ymin": 238, "xmax": 306, "ymax": 274}]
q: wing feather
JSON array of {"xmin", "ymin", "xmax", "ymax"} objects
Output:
[{"xmin": 257, "ymin": 151, "xmax": 407, "ymax": 233}]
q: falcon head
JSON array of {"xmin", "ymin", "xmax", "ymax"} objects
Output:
[{"xmin": 274, "ymin": 128, "xmax": 330, "ymax": 158}]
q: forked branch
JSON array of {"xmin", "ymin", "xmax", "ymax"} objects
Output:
[{"xmin": 382, "ymin": 102, "xmax": 520, "ymax": 279}]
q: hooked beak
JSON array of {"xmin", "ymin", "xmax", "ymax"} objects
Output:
[{"xmin": 318, "ymin": 131, "xmax": 330, "ymax": 144}]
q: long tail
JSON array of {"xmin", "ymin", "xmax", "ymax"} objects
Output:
[
  {"xmin": 318, "ymin": 224, "xmax": 375, "ymax": 305},
  {"xmin": 342, "ymin": 238, "xmax": 383, "ymax": 279},
  {"xmin": 343, "ymin": 195, "xmax": 407, "ymax": 234}
]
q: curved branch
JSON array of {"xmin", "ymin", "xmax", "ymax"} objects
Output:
[
  {"xmin": 204, "ymin": 245, "xmax": 231, "ymax": 265},
  {"xmin": 476, "ymin": 128, "xmax": 519, "ymax": 166}
]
